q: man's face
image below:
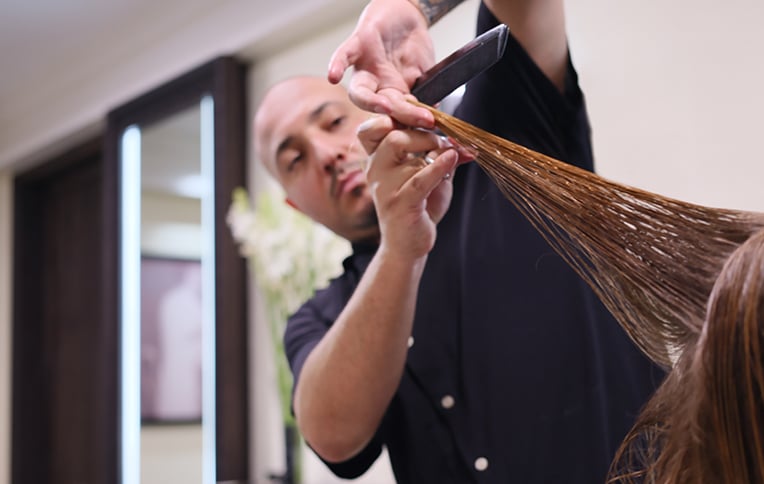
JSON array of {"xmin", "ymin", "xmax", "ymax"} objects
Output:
[{"xmin": 255, "ymin": 77, "xmax": 378, "ymax": 243}]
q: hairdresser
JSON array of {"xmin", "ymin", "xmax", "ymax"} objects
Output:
[{"xmin": 253, "ymin": 0, "xmax": 664, "ymax": 482}]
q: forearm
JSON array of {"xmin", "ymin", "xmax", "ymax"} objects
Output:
[
  {"xmin": 484, "ymin": 0, "xmax": 568, "ymax": 90},
  {"xmin": 406, "ymin": 0, "xmax": 567, "ymax": 91},
  {"xmin": 294, "ymin": 246, "xmax": 426, "ymax": 462}
]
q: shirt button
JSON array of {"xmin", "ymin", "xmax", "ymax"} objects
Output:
[
  {"xmin": 474, "ymin": 457, "xmax": 489, "ymax": 472},
  {"xmin": 440, "ymin": 395, "xmax": 455, "ymax": 409},
  {"xmin": 407, "ymin": 336, "xmax": 414, "ymax": 348}
]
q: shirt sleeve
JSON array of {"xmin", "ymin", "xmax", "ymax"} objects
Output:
[
  {"xmin": 282, "ymin": 279, "xmax": 385, "ymax": 477},
  {"xmin": 283, "ymin": 298, "xmax": 327, "ymax": 388},
  {"xmin": 455, "ymin": 3, "xmax": 594, "ymax": 172}
]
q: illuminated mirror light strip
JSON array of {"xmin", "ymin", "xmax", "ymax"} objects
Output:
[
  {"xmin": 200, "ymin": 94, "xmax": 217, "ymax": 484},
  {"xmin": 120, "ymin": 125, "xmax": 142, "ymax": 484}
]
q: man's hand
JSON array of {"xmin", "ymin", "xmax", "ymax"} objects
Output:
[
  {"xmin": 356, "ymin": 115, "xmax": 459, "ymax": 259},
  {"xmin": 327, "ymin": 0, "xmax": 436, "ymax": 128}
]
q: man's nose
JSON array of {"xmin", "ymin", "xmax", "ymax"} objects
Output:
[{"xmin": 314, "ymin": 138, "xmax": 347, "ymax": 175}]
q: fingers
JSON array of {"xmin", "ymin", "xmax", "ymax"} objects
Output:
[
  {"xmin": 364, "ymin": 127, "xmax": 458, "ymax": 195},
  {"xmin": 387, "ymin": 95, "xmax": 435, "ymax": 129},
  {"xmin": 347, "ymin": 73, "xmax": 393, "ymax": 115},
  {"xmin": 349, "ymin": 87, "xmax": 434, "ymax": 128},
  {"xmin": 409, "ymin": 149, "xmax": 458, "ymax": 196},
  {"xmin": 380, "ymin": 147, "xmax": 457, "ymax": 227},
  {"xmin": 450, "ymin": 139, "xmax": 477, "ymax": 165},
  {"xmin": 359, "ymin": 117, "xmax": 458, "ymax": 257},
  {"xmin": 356, "ymin": 116, "xmax": 450, "ymax": 159},
  {"xmin": 327, "ymin": 37, "xmax": 360, "ymax": 85},
  {"xmin": 356, "ymin": 116, "xmax": 394, "ymax": 155},
  {"xmin": 357, "ymin": 115, "xmax": 476, "ymax": 174},
  {"xmin": 422, "ymin": 150, "xmax": 457, "ymax": 223},
  {"xmin": 328, "ymin": 40, "xmax": 434, "ymax": 124}
]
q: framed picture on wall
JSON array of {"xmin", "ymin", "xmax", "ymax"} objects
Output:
[{"xmin": 140, "ymin": 256, "xmax": 203, "ymax": 423}]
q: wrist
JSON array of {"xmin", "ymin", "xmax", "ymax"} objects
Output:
[
  {"xmin": 406, "ymin": 0, "xmax": 462, "ymax": 26},
  {"xmin": 376, "ymin": 241, "xmax": 428, "ymax": 273}
]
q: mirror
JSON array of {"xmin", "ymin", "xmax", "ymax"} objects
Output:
[
  {"xmin": 122, "ymin": 99, "xmax": 212, "ymax": 484},
  {"xmin": 106, "ymin": 57, "xmax": 249, "ymax": 484}
]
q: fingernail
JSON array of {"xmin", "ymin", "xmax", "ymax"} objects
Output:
[
  {"xmin": 437, "ymin": 135, "xmax": 453, "ymax": 149},
  {"xmin": 417, "ymin": 116, "xmax": 434, "ymax": 129},
  {"xmin": 356, "ymin": 117, "xmax": 376, "ymax": 134}
]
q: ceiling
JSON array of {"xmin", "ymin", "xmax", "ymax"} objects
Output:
[
  {"xmin": 0, "ymin": 0, "xmax": 360, "ymax": 109},
  {"xmin": 0, "ymin": 0, "xmax": 221, "ymax": 107},
  {"xmin": 0, "ymin": 0, "xmax": 362, "ymax": 171}
]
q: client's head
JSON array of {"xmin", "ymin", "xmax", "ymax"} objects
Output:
[
  {"xmin": 609, "ymin": 228, "xmax": 764, "ymax": 483},
  {"xmin": 690, "ymin": 227, "xmax": 764, "ymax": 481}
]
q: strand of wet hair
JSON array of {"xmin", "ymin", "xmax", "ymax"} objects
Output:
[{"xmin": 414, "ymin": 100, "xmax": 764, "ymax": 367}]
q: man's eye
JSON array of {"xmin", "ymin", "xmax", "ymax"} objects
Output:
[
  {"xmin": 286, "ymin": 154, "xmax": 303, "ymax": 172},
  {"xmin": 329, "ymin": 116, "xmax": 345, "ymax": 129}
]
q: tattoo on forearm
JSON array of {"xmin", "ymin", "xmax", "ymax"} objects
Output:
[{"xmin": 413, "ymin": 0, "xmax": 463, "ymax": 26}]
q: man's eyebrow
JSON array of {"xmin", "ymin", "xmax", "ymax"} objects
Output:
[{"xmin": 274, "ymin": 101, "xmax": 338, "ymax": 163}]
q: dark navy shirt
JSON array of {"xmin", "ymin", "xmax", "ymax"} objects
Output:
[{"xmin": 284, "ymin": 5, "xmax": 664, "ymax": 483}]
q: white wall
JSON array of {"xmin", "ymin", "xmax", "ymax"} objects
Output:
[
  {"xmin": 0, "ymin": 170, "xmax": 12, "ymax": 484},
  {"xmin": 567, "ymin": 0, "xmax": 764, "ymax": 211}
]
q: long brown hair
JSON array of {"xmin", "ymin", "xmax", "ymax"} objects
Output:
[
  {"xmin": 610, "ymin": 228, "xmax": 764, "ymax": 483},
  {"xmin": 416, "ymin": 101, "xmax": 764, "ymax": 482}
]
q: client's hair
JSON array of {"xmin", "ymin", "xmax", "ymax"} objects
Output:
[
  {"xmin": 416, "ymin": 101, "xmax": 764, "ymax": 483},
  {"xmin": 609, "ymin": 227, "xmax": 764, "ymax": 483}
]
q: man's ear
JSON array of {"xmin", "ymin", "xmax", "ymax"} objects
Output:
[{"xmin": 285, "ymin": 198, "xmax": 301, "ymax": 212}]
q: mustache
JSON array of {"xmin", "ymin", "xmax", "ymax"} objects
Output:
[{"xmin": 329, "ymin": 159, "xmax": 366, "ymax": 197}]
